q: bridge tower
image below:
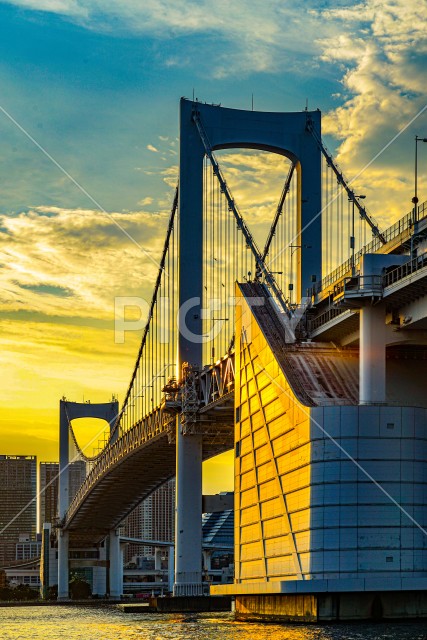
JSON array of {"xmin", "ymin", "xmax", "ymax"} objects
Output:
[
  {"xmin": 57, "ymin": 400, "xmax": 118, "ymax": 600},
  {"xmin": 175, "ymin": 98, "xmax": 322, "ymax": 596}
]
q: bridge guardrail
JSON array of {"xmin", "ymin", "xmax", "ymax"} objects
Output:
[
  {"xmin": 308, "ymin": 255, "xmax": 427, "ymax": 334},
  {"xmin": 383, "ymin": 252, "xmax": 427, "ymax": 288},
  {"xmin": 343, "ymin": 275, "xmax": 383, "ymax": 297},
  {"xmin": 307, "ymin": 306, "xmax": 351, "ymax": 333},
  {"xmin": 316, "ymin": 202, "xmax": 427, "ymax": 295}
]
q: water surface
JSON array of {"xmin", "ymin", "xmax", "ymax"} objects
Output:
[{"xmin": 0, "ymin": 607, "xmax": 426, "ymax": 640}]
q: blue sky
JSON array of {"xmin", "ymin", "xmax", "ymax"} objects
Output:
[
  {"xmin": 0, "ymin": 0, "xmax": 426, "ymax": 483},
  {"xmin": 1, "ymin": 1, "xmax": 426, "ymax": 216}
]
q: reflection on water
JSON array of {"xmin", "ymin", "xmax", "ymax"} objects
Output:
[{"xmin": 0, "ymin": 608, "xmax": 426, "ymax": 640}]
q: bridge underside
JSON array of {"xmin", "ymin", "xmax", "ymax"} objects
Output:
[
  {"xmin": 65, "ymin": 420, "xmax": 234, "ymax": 547},
  {"xmin": 66, "ymin": 432, "xmax": 175, "ymax": 546}
]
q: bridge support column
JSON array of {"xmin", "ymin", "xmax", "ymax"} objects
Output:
[
  {"xmin": 57, "ymin": 530, "xmax": 69, "ymax": 600},
  {"xmin": 109, "ymin": 529, "xmax": 123, "ymax": 599},
  {"xmin": 203, "ymin": 549, "xmax": 212, "ymax": 573},
  {"xmin": 168, "ymin": 546, "xmax": 175, "ymax": 593},
  {"xmin": 360, "ymin": 303, "xmax": 386, "ymax": 404},
  {"xmin": 59, "ymin": 401, "xmax": 70, "ymax": 523},
  {"xmin": 174, "ymin": 430, "xmax": 204, "ymax": 596},
  {"xmin": 155, "ymin": 547, "xmax": 162, "ymax": 571}
]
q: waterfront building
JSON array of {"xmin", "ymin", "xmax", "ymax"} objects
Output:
[
  {"xmin": 202, "ymin": 507, "xmax": 234, "ymax": 585},
  {"xmin": 5, "ymin": 566, "xmax": 40, "ymax": 589},
  {"xmin": 16, "ymin": 533, "xmax": 41, "ymax": 561},
  {"xmin": 0, "ymin": 455, "xmax": 37, "ymax": 566}
]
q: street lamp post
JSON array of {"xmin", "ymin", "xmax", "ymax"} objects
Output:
[
  {"xmin": 413, "ymin": 135, "xmax": 427, "ymax": 225},
  {"xmin": 350, "ymin": 194, "xmax": 366, "ymax": 276}
]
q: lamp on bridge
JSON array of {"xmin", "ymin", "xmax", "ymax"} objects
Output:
[
  {"xmin": 413, "ymin": 135, "xmax": 427, "ymax": 226},
  {"xmin": 350, "ymin": 194, "xmax": 366, "ymax": 276}
]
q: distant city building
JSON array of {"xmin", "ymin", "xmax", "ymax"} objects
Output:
[
  {"xmin": 202, "ymin": 506, "xmax": 234, "ymax": 584},
  {"xmin": 16, "ymin": 533, "xmax": 41, "ymax": 561},
  {"xmin": 0, "ymin": 569, "xmax": 6, "ymax": 588},
  {"xmin": 39, "ymin": 462, "xmax": 59, "ymax": 528},
  {"xmin": 39, "ymin": 460, "xmax": 86, "ymax": 531},
  {"xmin": 0, "ymin": 455, "xmax": 37, "ymax": 566},
  {"xmin": 124, "ymin": 479, "xmax": 175, "ymax": 561},
  {"xmin": 5, "ymin": 567, "xmax": 40, "ymax": 589},
  {"xmin": 122, "ymin": 497, "xmax": 234, "ymax": 594},
  {"xmin": 69, "ymin": 460, "xmax": 87, "ymax": 504}
]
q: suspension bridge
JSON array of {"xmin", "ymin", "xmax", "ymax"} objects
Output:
[{"xmin": 48, "ymin": 99, "xmax": 427, "ymax": 620}]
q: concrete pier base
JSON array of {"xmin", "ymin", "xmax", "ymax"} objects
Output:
[
  {"xmin": 109, "ymin": 530, "xmax": 123, "ymax": 599},
  {"xmin": 57, "ymin": 531, "xmax": 69, "ymax": 600},
  {"xmin": 359, "ymin": 303, "xmax": 386, "ymax": 404},
  {"xmin": 235, "ymin": 592, "xmax": 427, "ymax": 622},
  {"xmin": 151, "ymin": 595, "xmax": 232, "ymax": 613},
  {"xmin": 174, "ymin": 430, "xmax": 204, "ymax": 596}
]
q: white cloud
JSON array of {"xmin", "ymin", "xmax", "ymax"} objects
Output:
[
  {"xmin": 318, "ymin": 1, "xmax": 427, "ymax": 192},
  {"xmin": 138, "ymin": 196, "xmax": 154, "ymax": 206},
  {"xmin": 6, "ymin": 0, "xmax": 87, "ymax": 16},
  {"xmin": 5, "ymin": 0, "xmax": 427, "ymax": 223},
  {"xmin": 4, "ymin": 0, "xmax": 333, "ymax": 76},
  {"xmin": 318, "ymin": 0, "xmax": 427, "ymax": 226},
  {"xmin": 0, "ymin": 206, "xmax": 169, "ymax": 318},
  {"xmin": 160, "ymin": 165, "xmax": 178, "ymax": 188}
]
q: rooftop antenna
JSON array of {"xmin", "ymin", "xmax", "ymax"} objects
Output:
[
  {"xmin": 193, "ymin": 88, "xmax": 195, "ymax": 102},
  {"xmin": 305, "ymin": 98, "xmax": 308, "ymax": 111}
]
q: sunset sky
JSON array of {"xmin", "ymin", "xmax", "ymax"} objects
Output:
[{"xmin": 0, "ymin": 0, "xmax": 426, "ymax": 493}]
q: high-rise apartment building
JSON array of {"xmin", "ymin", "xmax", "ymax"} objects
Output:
[
  {"xmin": 0, "ymin": 455, "xmax": 37, "ymax": 565},
  {"xmin": 124, "ymin": 479, "xmax": 175, "ymax": 561},
  {"xmin": 39, "ymin": 462, "xmax": 59, "ymax": 528},
  {"xmin": 69, "ymin": 460, "xmax": 87, "ymax": 504},
  {"xmin": 39, "ymin": 460, "xmax": 86, "ymax": 530}
]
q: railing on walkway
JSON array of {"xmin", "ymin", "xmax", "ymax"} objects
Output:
[
  {"xmin": 308, "ymin": 252, "xmax": 427, "ymax": 334},
  {"xmin": 336, "ymin": 275, "xmax": 384, "ymax": 300},
  {"xmin": 316, "ymin": 202, "xmax": 427, "ymax": 294},
  {"xmin": 384, "ymin": 252, "xmax": 427, "ymax": 288},
  {"xmin": 307, "ymin": 306, "xmax": 351, "ymax": 333}
]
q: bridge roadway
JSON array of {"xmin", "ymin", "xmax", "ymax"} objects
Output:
[{"xmin": 63, "ymin": 205, "xmax": 427, "ymax": 546}]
